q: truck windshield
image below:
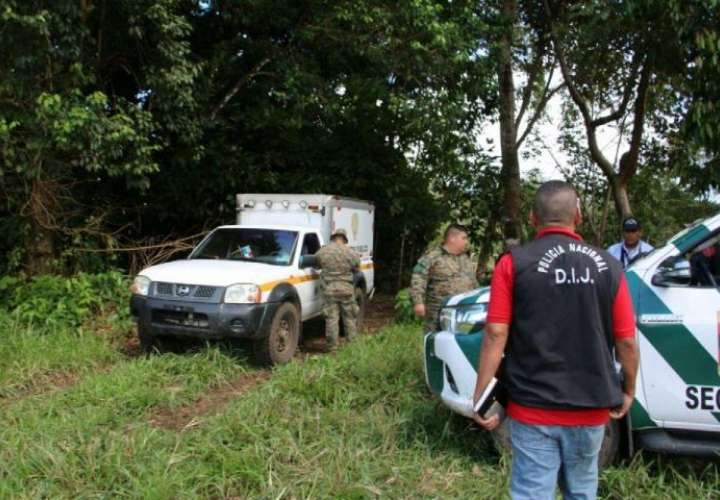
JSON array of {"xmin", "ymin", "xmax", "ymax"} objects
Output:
[{"xmin": 190, "ymin": 228, "xmax": 298, "ymax": 266}]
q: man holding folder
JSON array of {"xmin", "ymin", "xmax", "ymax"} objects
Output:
[{"xmin": 472, "ymin": 181, "xmax": 639, "ymax": 500}]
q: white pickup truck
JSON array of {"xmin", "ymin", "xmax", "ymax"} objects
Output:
[{"xmin": 130, "ymin": 194, "xmax": 375, "ymax": 365}]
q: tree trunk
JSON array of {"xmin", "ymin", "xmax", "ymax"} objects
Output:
[
  {"xmin": 477, "ymin": 207, "xmax": 500, "ymax": 283},
  {"xmin": 610, "ymin": 177, "xmax": 632, "ymax": 220},
  {"xmin": 24, "ymin": 178, "xmax": 57, "ymax": 275},
  {"xmin": 397, "ymin": 229, "xmax": 406, "ymax": 291},
  {"xmin": 497, "ymin": 0, "xmax": 523, "ymax": 241}
]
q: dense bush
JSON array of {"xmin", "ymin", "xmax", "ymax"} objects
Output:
[
  {"xmin": 394, "ymin": 288, "xmax": 422, "ymax": 325},
  {"xmin": 0, "ymin": 271, "xmax": 131, "ymax": 328}
]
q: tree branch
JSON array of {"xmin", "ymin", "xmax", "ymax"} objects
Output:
[
  {"xmin": 590, "ymin": 53, "xmax": 640, "ymax": 128},
  {"xmin": 543, "ymin": 0, "xmax": 615, "ymax": 179},
  {"xmin": 516, "ymin": 79, "xmax": 565, "ymax": 148},
  {"xmin": 210, "ymin": 57, "xmax": 271, "ymax": 121},
  {"xmin": 515, "ymin": 37, "xmax": 547, "ymax": 129},
  {"xmin": 619, "ymin": 61, "xmax": 651, "ymax": 184},
  {"xmin": 79, "ymin": 231, "xmax": 209, "ymax": 253}
]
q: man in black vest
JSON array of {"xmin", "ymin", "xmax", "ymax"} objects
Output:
[{"xmin": 472, "ymin": 181, "xmax": 638, "ymax": 500}]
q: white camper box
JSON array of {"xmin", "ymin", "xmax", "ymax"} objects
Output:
[{"xmin": 237, "ymin": 194, "xmax": 375, "ymax": 271}]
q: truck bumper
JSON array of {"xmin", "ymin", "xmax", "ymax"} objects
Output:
[{"xmin": 130, "ymin": 295, "xmax": 279, "ymax": 340}]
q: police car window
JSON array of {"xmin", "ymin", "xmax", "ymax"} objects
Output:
[
  {"xmin": 301, "ymin": 233, "xmax": 320, "ymax": 256},
  {"xmin": 689, "ymin": 232, "xmax": 720, "ymax": 287},
  {"xmin": 657, "ymin": 231, "xmax": 720, "ymax": 288}
]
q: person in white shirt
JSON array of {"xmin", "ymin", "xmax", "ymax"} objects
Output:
[{"xmin": 607, "ymin": 217, "xmax": 654, "ymax": 268}]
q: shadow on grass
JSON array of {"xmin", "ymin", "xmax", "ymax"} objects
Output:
[
  {"xmin": 394, "ymin": 382, "xmax": 500, "ymax": 466},
  {"xmin": 636, "ymin": 450, "xmax": 719, "ymax": 477},
  {"xmin": 138, "ymin": 336, "xmax": 256, "ymax": 366}
]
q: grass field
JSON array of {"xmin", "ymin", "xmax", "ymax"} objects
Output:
[{"xmin": 1, "ymin": 311, "xmax": 719, "ymax": 498}]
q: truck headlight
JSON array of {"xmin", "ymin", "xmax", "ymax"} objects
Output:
[
  {"xmin": 131, "ymin": 276, "xmax": 151, "ymax": 296},
  {"xmin": 224, "ymin": 283, "xmax": 261, "ymax": 304},
  {"xmin": 438, "ymin": 304, "xmax": 487, "ymax": 334}
]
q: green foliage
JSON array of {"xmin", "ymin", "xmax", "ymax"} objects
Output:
[
  {"xmin": 394, "ymin": 288, "xmax": 422, "ymax": 325},
  {"xmin": 0, "ymin": 0, "xmax": 493, "ymax": 279},
  {"xmin": 1, "ymin": 0, "xmax": 718, "ymax": 284},
  {"xmin": 1, "ymin": 271, "xmax": 131, "ymax": 329},
  {"xmin": 0, "ymin": 0, "xmax": 201, "ymax": 272}
]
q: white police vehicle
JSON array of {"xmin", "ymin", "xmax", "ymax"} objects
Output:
[
  {"xmin": 425, "ymin": 212, "xmax": 720, "ymax": 463},
  {"xmin": 130, "ymin": 194, "xmax": 375, "ymax": 365}
]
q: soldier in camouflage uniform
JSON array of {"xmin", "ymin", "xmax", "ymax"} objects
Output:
[
  {"xmin": 410, "ymin": 224, "xmax": 478, "ymax": 332},
  {"xmin": 315, "ymin": 228, "xmax": 361, "ymax": 352}
]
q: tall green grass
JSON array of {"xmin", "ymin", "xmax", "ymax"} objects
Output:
[
  {"xmin": 1, "ymin": 321, "xmax": 718, "ymax": 498},
  {"xmin": 0, "ymin": 315, "xmax": 122, "ymax": 398}
]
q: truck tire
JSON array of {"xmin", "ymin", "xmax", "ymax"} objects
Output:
[
  {"xmin": 355, "ymin": 287, "xmax": 367, "ymax": 332},
  {"xmin": 138, "ymin": 325, "xmax": 159, "ymax": 353},
  {"xmin": 491, "ymin": 418, "xmax": 619, "ymax": 470},
  {"xmin": 138, "ymin": 326, "xmax": 182, "ymax": 354},
  {"xmin": 253, "ymin": 302, "xmax": 300, "ymax": 365}
]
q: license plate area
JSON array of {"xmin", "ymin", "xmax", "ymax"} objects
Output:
[{"xmin": 152, "ymin": 309, "xmax": 209, "ymax": 328}]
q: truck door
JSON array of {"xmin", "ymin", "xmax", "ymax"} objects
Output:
[
  {"xmin": 638, "ymin": 231, "xmax": 720, "ymax": 431},
  {"xmin": 298, "ymin": 232, "xmax": 322, "ymax": 319}
]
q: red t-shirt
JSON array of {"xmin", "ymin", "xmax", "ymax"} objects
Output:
[{"xmin": 487, "ymin": 227, "xmax": 635, "ymax": 426}]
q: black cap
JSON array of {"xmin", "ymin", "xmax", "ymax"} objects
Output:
[{"xmin": 622, "ymin": 217, "xmax": 641, "ymax": 231}]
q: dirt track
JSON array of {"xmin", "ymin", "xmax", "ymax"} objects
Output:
[{"xmin": 149, "ymin": 293, "xmax": 396, "ymax": 430}]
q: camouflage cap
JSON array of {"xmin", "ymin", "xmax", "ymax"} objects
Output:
[{"xmin": 332, "ymin": 228, "xmax": 349, "ymax": 241}]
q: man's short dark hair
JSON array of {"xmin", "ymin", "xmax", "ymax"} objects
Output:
[
  {"xmin": 533, "ymin": 181, "xmax": 579, "ymax": 226},
  {"xmin": 443, "ymin": 223, "xmax": 469, "ymax": 242}
]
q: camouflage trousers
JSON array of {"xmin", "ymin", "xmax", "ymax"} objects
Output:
[
  {"xmin": 424, "ymin": 306, "xmax": 440, "ymax": 334},
  {"xmin": 323, "ymin": 295, "xmax": 358, "ymax": 350}
]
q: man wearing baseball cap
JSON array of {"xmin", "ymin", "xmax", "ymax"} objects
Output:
[{"xmin": 607, "ymin": 217, "xmax": 654, "ymax": 269}]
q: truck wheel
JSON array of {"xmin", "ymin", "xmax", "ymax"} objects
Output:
[
  {"xmin": 138, "ymin": 326, "xmax": 182, "ymax": 354},
  {"xmin": 491, "ymin": 418, "xmax": 620, "ymax": 470},
  {"xmin": 355, "ymin": 287, "xmax": 367, "ymax": 332},
  {"xmin": 138, "ymin": 325, "xmax": 159, "ymax": 353},
  {"xmin": 253, "ymin": 302, "xmax": 300, "ymax": 365}
]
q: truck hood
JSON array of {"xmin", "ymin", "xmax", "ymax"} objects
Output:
[{"xmin": 138, "ymin": 259, "xmax": 291, "ymax": 287}]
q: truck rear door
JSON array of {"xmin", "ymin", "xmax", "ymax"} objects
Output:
[{"xmin": 330, "ymin": 203, "xmax": 374, "ymax": 292}]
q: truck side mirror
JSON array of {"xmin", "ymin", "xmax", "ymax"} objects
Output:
[{"xmin": 299, "ymin": 255, "xmax": 317, "ymax": 268}]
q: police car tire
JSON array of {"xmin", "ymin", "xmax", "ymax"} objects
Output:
[
  {"xmin": 490, "ymin": 418, "xmax": 620, "ymax": 469},
  {"xmin": 253, "ymin": 302, "xmax": 300, "ymax": 366},
  {"xmin": 597, "ymin": 419, "xmax": 620, "ymax": 469},
  {"xmin": 490, "ymin": 418, "xmax": 512, "ymax": 457}
]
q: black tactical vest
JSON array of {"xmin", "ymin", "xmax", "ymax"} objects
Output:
[{"xmin": 505, "ymin": 232, "xmax": 625, "ymax": 410}]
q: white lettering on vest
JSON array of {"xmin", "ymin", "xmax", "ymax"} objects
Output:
[
  {"xmin": 537, "ymin": 245, "xmax": 566, "ymax": 273},
  {"xmin": 555, "ymin": 266, "xmax": 594, "ymax": 285},
  {"xmin": 568, "ymin": 243, "xmax": 609, "ymax": 273}
]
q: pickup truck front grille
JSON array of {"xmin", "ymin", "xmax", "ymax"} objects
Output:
[
  {"xmin": 154, "ymin": 282, "xmax": 220, "ymax": 301},
  {"xmin": 156, "ymin": 282, "xmax": 173, "ymax": 295},
  {"xmin": 194, "ymin": 285, "xmax": 216, "ymax": 298},
  {"xmin": 152, "ymin": 309, "xmax": 209, "ymax": 329}
]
